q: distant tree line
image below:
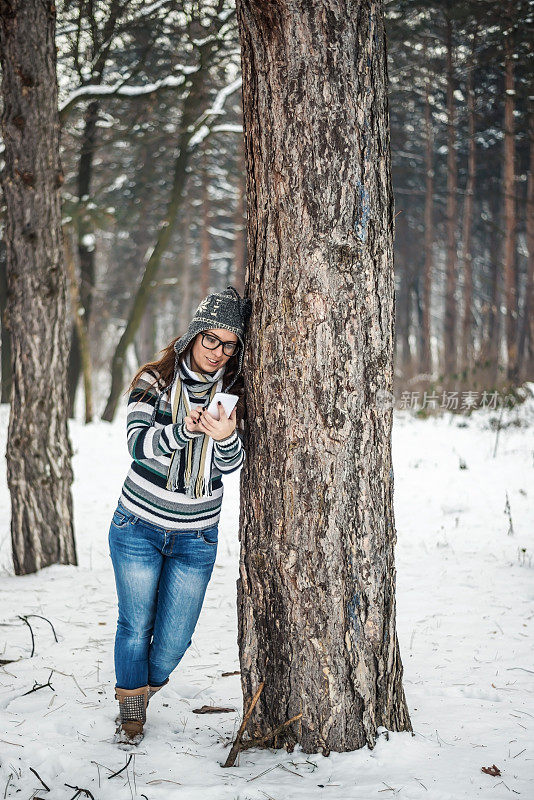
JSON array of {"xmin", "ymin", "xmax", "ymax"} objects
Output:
[
  {"xmin": 387, "ymin": 0, "xmax": 533, "ymax": 391},
  {"xmin": 1, "ymin": 0, "xmax": 532, "ymax": 422}
]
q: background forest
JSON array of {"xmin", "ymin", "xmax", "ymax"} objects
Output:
[
  {"xmin": 0, "ymin": 0, "xmax": 533, "ymax": 419},
  {"xmin": 1, "ymin": 2, "xmax": 533, "ymax": 796}
]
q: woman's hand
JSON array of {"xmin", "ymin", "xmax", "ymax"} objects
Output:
[
  {"xmin": 184, "ymin": 405, "xmax": 204, "ymax": 434},
  {"xmin": 185, "ymin": 403, "xmax": 237, "ymax": 441}
]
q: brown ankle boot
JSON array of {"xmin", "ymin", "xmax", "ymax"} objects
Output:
[
  {"xmin": 114, "ymin": 685, "xmax": 148, "ymax": 745},
  {"xmin": 147, "ymin": 678, "xmax": 169, "ymax": 707}
]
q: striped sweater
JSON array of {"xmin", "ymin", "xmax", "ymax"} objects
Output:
[{"xmin": 118, "ymin": 369, "xmax": 244, "ymax": 530}]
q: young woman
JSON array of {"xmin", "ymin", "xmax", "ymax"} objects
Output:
[{"xmin": 108, "ymin": 286, "xmax": 251, "ymax": 744}]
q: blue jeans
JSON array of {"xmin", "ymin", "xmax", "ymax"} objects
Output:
[{"xmin": 108, "ymin": 500, "xmax": 218, "ymax": 690}]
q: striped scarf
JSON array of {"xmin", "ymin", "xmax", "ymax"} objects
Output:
[{"xmin": 166, "ymin": 351, "xmax": 225, "ymax": 498}]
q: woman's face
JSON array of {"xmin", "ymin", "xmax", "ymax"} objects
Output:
[{"xmin": 190, "ymin": 328, "xmax": 239, "ymax": 374}]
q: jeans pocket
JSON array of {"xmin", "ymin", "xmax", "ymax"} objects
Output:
[
  {"xmin": 111, "ymin": 507, "xmax": 131, "ymax": 529},
  {"xmin": 199, "ymin": 526, "xmax": 218, "ymax": 546}
]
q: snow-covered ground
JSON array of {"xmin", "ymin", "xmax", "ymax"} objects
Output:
[{"xmin": 0, "ymin": 391, "xmax": 533, "ymax": 799}]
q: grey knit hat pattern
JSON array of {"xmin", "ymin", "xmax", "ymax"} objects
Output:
[{"xmin": 173, "ymin": 286, "xmax": 252, "ymax": 391}]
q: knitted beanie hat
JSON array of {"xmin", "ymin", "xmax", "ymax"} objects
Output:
[{"xmin": 173, "ymin": 286, "xmax": 252, "ymax": 391}]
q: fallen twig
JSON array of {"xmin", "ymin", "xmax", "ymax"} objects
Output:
[
  {"xmin": 16, "ymin": 614, "xmax": 59, "ymax": 658},
  {"xmin": 18, "ymin": 616, "xmax": 35, "ymax": 657},
  {"xmin": 223, "ymin": 682, "xmax": 302, "ymax": 768},
  {"xmin": 237, "ymin": 713, "xmax": 303, "ymax": 753},
  {"xmin": 21, "ymin": 670, "xmax": 54, "ymax": 696},
  {"xmin": 26, "ymin": 614, "xmax": 58, "ymax": 642},
  {"xmin": 49, "ymin": 668, "xmax": 87, "ymax": 697},
  {"xmin": 223, "ymin": 681, "xmax": 264, "ymax": 767},
  {"xmin": 64, "ymin": 783, "xmax": 95, "ymax": 800},
  {"xmin": 3, "ymin": 773, "xmax": 13, "ymax": 799},
  {"xmin": 107, "ymin": 754, "xmax": 133, "ymax": 780},
  {"xmin": 192, "ymin": 704, "xmax": 235, "ymax": 714},
  {"xmin": 29, "ymin": 766, "xmax": 50, "ymax": 792}
]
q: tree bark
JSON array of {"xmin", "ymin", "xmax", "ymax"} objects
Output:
[
  {"xmin": 444, "ymin": 14, "xmax": 457, "ymax": 378},
  {"xmin": 421, "ymin": 49, "xmax": 433, "ymax": 377},
  {"xmin": 67, "ymin": 99, "xmax": 100, "ymax": 418},
  {"xmin": 503, "ymin": 29, "xmax": 518, "ymax": 384},
  {"xmin": 200, "ymin": 147, "xmax": 211, "ymax": 298},
  {"xmin": 477, "ymin": 188, "xmax": 501, "ymax": 382},
  {"xmin": 0, "ymin": 0, "xmax": 77, "ymax": 574},
  {"xmin": 64, "ymin": 225, "xmax": 93, "ymax": 423},
  {"xmin": 233, "ymin": 133, "xmax": 246, "ymax": 294},
  {"xmin": 519, "ymin": 101, "xmax": 534, "ymax": 380},
  {"xmin": 0, "ymin": 241, "xmax": 12, "ymax": 403},
  {"xmin": 396, "ymin": 217, "xmax": 413, "ymax": 374},
  {"xmin": 460, "ymin": 29, "xmax": 478, "ymax": 376},
  {"xmin": 236, "ymin": 0, "xmax": 411, "ymax": 754}
]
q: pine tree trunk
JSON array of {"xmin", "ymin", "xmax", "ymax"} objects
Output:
[
  {"xmin": 520, "ymin": 103, "xmax": 534, "ymax": 379},
  {"xmin": 63, "ymin": 225, "xmax": 93, "ymax": 423},
  {"xmin": 478, "ymin": 189, "xmax": 501, "ymax": 382},
  {"xmin": 0, "ymin": 0, "xmax": 77, "ymax": 575},
  {"xmin": 200, "ymin": 149, "xmax": 211, "ymax": 298},
  {"xmin": 421, "ymin": 53, "xmax": 434, "ymax": 377},
  {"xmin": 503, "ymin": 32, "xmax": 518, "ymax": 384},
  {"xmin": 444, "ymin": 14, "xmax": 457, "ymax": 378},
  {"xmin": 460, "ymin": 30, "xmax": 478, "ymax": 376},
  {"xmin": 236, "ymin": 0, "xmax": 411, "ymax": 754},
  {"xmin": 233, "ymin": 133, "xmax": 246, "ymax": 294},
  {"xmin": 399, "ymin": 224, "xmax": 414, "ymax": 375},
  {"xmin": 67, "ymin": 100, "xmax": 100, "ymax": 418},
  {"xmin": 180, "ymin": 205, "xmax": 193, "ymax": 327}
]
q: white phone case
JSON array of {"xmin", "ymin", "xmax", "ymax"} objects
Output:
[{"xmin": 205, "ymin": 392, "xmax": 239, "ymax": 420}]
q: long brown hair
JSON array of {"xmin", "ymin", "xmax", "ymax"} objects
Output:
[{"xmin": 126, "ymin": 334, "xmax": 246, "ymax": 427}]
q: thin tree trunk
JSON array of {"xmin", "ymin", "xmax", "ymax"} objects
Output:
[
  {"xmin": 236, "ymin": 0, "xmax": 411, "ymax": 754},
  {"xmin": 200, "ymin": 147, "xmax": 211, "ymax": 298},
  {"xmin": 444, "ymin": 14, "xmax": 457, "ymax": 378},
  {"xmin": 180, "ymin": 204, "xmax": 193, "ymax": 327},
  {"xmin": 64, "ymin": 225, "xmax": 93, "ymax": 423},
  {"xmin": 130, "ymin": 138, "xmax": 160, "ymax": 366},
  {"xmin": 478, "ymin": 189, "xmax": 500, "ymax": 382},
  {"xmin": 233, "ymin": 133, "xmax": 246, "ymax": 294},
  {"xmin": 137, "ymin": 293, "xmax": 157, "ymax": 366},
  {"xmin": 402, "ymin": 236, "xmax": 414, "ymax": 375},
  {"xmin": 0, "ymin": 0, "xmax": 77, "ymax": 575},
  {"xmin": 421, "ymin": 50, "xmax": 433, "ymax": 376},
  {"xmin": 396, "ymin": 218, "xmax": 414, "ymax": 376},
  {"xmin": 503, "ymin": 29, "xmax": 518, "ymax": 383},
  {"xmin": 519, "ymin": 102, "xmax": 534, "ymax": 379},
  {"xmin": 460, "ymin": 29, "xmax": 478, "ymax": 376},
  {"xmin": 67, "ymin": 100, "xmax": 100, "ymax": 417}
]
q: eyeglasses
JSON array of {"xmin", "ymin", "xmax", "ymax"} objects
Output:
[{"xmin": 201, "ymin": 332, "xmax": 240, "ymax": 357}]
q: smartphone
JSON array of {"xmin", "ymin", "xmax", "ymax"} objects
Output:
[{"xmin": 205, "ymin": 392, "xmax": 239, "ymax": 420}]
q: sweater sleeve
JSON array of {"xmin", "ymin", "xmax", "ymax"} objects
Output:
[
  {"xmin": 126, "ymin": 371, "xmax": 201, "ymax": 461},
  {"xmin": 213, "ymin": 429, "xmax": 245, "ymax": 474}
]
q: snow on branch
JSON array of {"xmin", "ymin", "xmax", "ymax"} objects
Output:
[
  {"xmin": 210, "ymin": 123, "xmax": 243, "ymax": 134},
  {"xmin": 187, "ymin": 78, "xmax": 242, "ymax": 149},
  {"xmin": 56, "ymin": 0, "xmax": 175, "ymax": 37},
  {"xmin": 59, "ymin": 67, "xmax": 198, "ymax": 119}
]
